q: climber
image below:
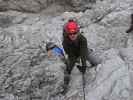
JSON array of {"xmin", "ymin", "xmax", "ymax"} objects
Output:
[
  {"xmin": 126, "ymin": 13, "xmax": 133, "ymax": 33},
  {"xmin": 61, "ymin": 19, "xmax": 102, "ymax": 94},
  {"xmin": 46, "ymin": 42, "xmax": 65, "ymax": 60}
]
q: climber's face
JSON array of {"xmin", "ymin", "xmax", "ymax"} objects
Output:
[
  {"xmin": 68, "ymin": 32, "xmax": 78, "ymax": 41},
  {"xmin": 47, "ymin": 50, "xmax": 52, "ymax": 58}
]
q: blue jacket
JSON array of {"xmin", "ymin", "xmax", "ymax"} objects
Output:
[{"xmin": 52, "ymin": 47, "xmax": 64, "ymax": 57}]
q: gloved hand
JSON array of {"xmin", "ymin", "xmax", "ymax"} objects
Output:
[
  {"xmin": 77, "ymin": 65, "xmax": 86, "ymax": 74},
  {"xmin": 81, "ymin": 66, "xmax": 87, "ymax": 74}
]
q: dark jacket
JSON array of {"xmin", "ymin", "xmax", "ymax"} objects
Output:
[{"xmin": 62, "ymin": 33, "xmax": 88, "ymax": 67}]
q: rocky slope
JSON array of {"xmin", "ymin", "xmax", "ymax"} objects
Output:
[
  {"xmin": 0, "ymin": 0, "xmax": 132, "ymax": 100},
  {"xmin": 0, "ymin": 0, "xmax": 96, "ymax": 12}
]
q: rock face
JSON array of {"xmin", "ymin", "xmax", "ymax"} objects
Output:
[
  {"xmin": 86, "ymin": 49, "xmax": 129, "ymax": 100},
  {"xmin": 0, "ymin": 0, "xmax": 132, "ymax": 100},
  {"xmin": 0, "ymin": 0, "xmax": 58, "ymax": 12},
  {"xmin": 0, "ymin": 0, "xmax": 95, "ymax": 13},
  {"xmin": 119, "ymin": 47, "xmax": 133, "ymax": 100}
]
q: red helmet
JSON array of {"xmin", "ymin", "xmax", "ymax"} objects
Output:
[{"xmin": 64, "ymin": 20, "xmax": 79, "ymax": 34}]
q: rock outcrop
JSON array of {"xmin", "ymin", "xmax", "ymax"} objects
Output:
[{"xmin": 0, "ymin": 0, "xmax": 96, "ymax": 13}]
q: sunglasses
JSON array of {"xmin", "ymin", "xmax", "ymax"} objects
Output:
[{"xmin": 68, "ymin": 32, "xmax": 77, "ymax": 36}]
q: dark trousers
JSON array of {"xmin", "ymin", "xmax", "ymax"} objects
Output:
[
  {"xmin": 63, "ymin": 56, "xmax": 80, "ymax": 86},
  {"xmin": 64, "ymin": 49, "xmax": 102, "ymax": 86}
]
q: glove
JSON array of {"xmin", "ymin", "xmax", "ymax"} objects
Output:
[
  {"xmin": 77, "ymin": 65, "xmax": 86, "ymax": 74},
  {"xmin": 81, "ymin": 66, "xmax": 86, "ymax": 74}
]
